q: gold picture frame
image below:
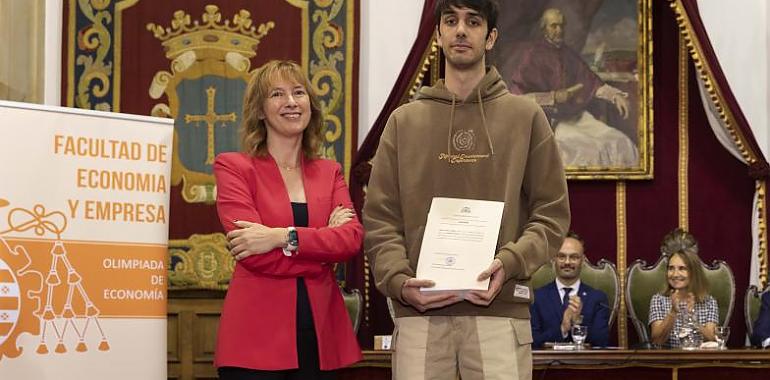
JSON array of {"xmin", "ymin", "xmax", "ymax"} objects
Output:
[{"xmin": 494, "ymin": 0, "xmax": 653, "ymax": 180}]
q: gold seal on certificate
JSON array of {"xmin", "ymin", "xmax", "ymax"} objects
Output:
[{"xmin": 415, "ymin": 197, "xmax": 505, "ymax": 291}]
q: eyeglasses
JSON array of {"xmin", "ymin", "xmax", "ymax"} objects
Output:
[{"xmin": 555, "ymin": 254, "xmax": 582, "ymax": 263}]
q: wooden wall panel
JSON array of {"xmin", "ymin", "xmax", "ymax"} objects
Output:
[{"xmin": 168, "ymin": 293, "xmax": 224, "ymax": 380}]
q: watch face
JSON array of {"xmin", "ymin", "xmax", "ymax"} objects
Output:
[{"xmin": 288, "ymin": 228, "xmax": 299, "ymax": 248}]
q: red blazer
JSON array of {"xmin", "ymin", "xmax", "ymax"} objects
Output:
[{"xmin": 212, "ymin": 152, "xmax": 363, "ymax": 371}]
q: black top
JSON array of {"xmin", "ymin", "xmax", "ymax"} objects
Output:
[{"xmin": 291, "ymin": 202, "xmax": 314, "ymax": 329}]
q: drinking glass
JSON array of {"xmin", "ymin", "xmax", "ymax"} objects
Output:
[
  {"xmin": 676, "ymin": 305, "xmax": 701, "ymax": 350},
  {"xmin": 571, "ymin": 325, "xmax": 587, "ymax": 350},
  {"xmin": 715, "ymin": 326, "xmax": 730, "ymax": 350}
]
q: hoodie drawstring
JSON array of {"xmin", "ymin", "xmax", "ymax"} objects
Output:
[
  {"xmin": 447, "ymin": 94, "xmax": 457, "ymax": 159},
  {"xmin": 477, "ymin": 88, "xmax": 495, "ymax": 157},
  {"xmin": 445, "ymin": 87, "xmax": 496, "ymax": 162}
]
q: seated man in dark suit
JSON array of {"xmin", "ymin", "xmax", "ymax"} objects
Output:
[
  {"xmin": 531, "ymin": 231, "xmax": 610, "ymax": 348},
  {"xmin": 751, "ymin": 291, "xmax": 770, "ymax": 348}
]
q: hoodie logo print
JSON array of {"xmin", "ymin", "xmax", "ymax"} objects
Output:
[{"xmin": 452, "ymin": 130, "xmax": 476, "ymax": 152}]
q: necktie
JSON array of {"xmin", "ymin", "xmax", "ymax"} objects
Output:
[{"xmin": 562, "ymin": 287, "xmax": 572, "ymax": 310}]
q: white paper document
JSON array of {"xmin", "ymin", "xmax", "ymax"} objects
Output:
[{"xmin": 415, "ymin": 197, "xmax": 505, "ymax": 291}]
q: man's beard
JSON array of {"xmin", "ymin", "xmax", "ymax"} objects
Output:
[{"xmin": 558, "ymin": 265, "xmax": 579, "ymax": 279}]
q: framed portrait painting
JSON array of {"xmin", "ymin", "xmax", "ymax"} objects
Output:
[{"xmin": 493, "ymin": 0, "xmax": 652, "ymax": 180}]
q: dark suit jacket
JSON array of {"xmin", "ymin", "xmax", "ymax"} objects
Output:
[
  {"xmin": 530, "ymin": 281, "xmax": 610, "ymax": 348},
  {"xmin": 751, "ymin": 291, "xmax": 770, "ymax": 347}
]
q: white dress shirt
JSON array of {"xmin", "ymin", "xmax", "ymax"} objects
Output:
[{"xmin": 555, "ymin": 278, "xmax": 582, "ymax": 338}]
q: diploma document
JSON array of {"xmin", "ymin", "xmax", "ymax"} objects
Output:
[{"xmin": 416, "ymin": 197, "xmax": 505, "ymax": 291}]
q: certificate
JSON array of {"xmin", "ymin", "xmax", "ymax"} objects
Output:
[{"xmin": 416, "ymin": 197, "xmax": 505, "ymax": 291}]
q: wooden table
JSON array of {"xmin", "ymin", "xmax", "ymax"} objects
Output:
[{"xmin": 338, "ymin": 349, "xmax": 770, "ymax": 380}]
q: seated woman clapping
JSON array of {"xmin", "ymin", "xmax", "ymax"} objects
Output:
[{"xmin": 649, "ymin": 229, "xmax": 718, "ymax": 348}]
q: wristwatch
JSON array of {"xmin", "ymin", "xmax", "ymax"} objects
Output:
[{"xmin": 282, "ymin": 226, "xmax": 299, "ymax": 256}]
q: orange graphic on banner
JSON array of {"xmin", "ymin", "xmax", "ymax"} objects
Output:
[
  {"xmin": 16, "ymin": 240, "xmax": 167, "ymax": 318},
  {"xmin": 0, "ymin": 198, "xmax": 165, "ymax": 361},
  {"xmin": 1, "ymin": 202, "xmax": 112, "ymax": 357},
  {"xmin": 0, "ymin": 236, "xmax": 43, "ymax": 361}
]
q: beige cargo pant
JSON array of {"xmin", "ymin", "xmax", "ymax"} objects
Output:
[{"xmin": 391, "ymin": 316, "xmax": 533, "ymax": 380}]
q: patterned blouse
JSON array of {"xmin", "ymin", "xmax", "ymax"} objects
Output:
[{"xmin": 648, "ymin": 293, "xmax": 719, "ymax": 348}]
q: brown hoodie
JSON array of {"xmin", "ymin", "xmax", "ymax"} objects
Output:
[{"xmin": 363, "ymin": 67, "xmax": 570, "ymax": 319}]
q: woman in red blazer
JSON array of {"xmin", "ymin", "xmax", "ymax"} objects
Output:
[{"xmin": 213, "ymin": 60, "xmax": 363, "ymax": 379}]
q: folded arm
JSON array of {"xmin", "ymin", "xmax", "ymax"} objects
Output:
[
  {"xmin": 213, "ymin": 154, "xmax": 326, "ymax": 277},
  {"xmin": 294, "ymin": 163, "xmax": 364, "ymax": 263}
]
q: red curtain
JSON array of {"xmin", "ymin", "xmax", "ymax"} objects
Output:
[{"xmin": 350, "ymin": 0, "xmax": 766, "ymax": 348}]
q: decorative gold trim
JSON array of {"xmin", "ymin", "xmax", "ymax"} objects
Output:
[
  {"xmin": 168, "ymin": 233, "xmax": 234, "ymax": 290},
  {"xmin": 668, "ymin": 0, "xmax": 756, "ymax": 164},
  {"xmin": 307, "ymin": 1, "xmax": 351, "ymax": 180},
  {"xmin": 668, "ymin": 0, "xmax": 768, "ymax": 285},
  {"xmin": 363, "ymin": 255, "xmax": 371, "ymax": 325},
  {"xmin": 145, "ymin": 5, "xmax": 284, "ymax": 203},
  {"xmin": 431, "ymin": 44, "xmax": 441, "ymax": 84},
  {"xmin": 66, "ymin": 0, "xmax": 138, "ymax": 111},
  {"xmin": 758, "ymin": 181, "xmax": 769, "ymax": 288},
  {"xmin": 75, "ymin": 1, "xmax": 113, "ymax": 110},
  {"xmin": 403, "ymin": 39, "xmax": 440, "ymax": 104},
  {"xmin": 344, "ymin": 0, "xmax": 355, "ymax": 180},
  {"xmin": 616, "ymin": 181, "xmax": 628, "ymax": 347},
  {"xmin": 678, "ymin": 33, "xmax": 689, "ymax": 231},
  {"xmin": 113, "ymin": 0, "xmax": 139, "ymax": 112},
  {"xmin": 66, "ymin": 1, "xmax": 76, "ymax": 107}
]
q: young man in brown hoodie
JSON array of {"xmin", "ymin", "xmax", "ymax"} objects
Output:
[{"xmin": 363, "ymin": 1, "xmax": 570, "ymax": 379}]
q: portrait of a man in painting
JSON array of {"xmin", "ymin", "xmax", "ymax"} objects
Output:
[{"xmin": 493, "ymin": 0, "xmax": 652, "ymax": 179}]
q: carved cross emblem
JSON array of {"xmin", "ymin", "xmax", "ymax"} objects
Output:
[{"xmin": 184, "ymin": 86, "xmax": 237, "ymax": 165}]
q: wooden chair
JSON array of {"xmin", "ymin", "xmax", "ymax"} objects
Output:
[
  {"xmin": 744, "ymin": 285, "xmax": 770, "ymax": 339},
  {"xmin": 626, "ymin": 254, "xmax": 735, "ymax": 343},
  {"xmin": 531, "ymin": 259, "xmax": 620, "ymax": 327},
  {"xmin": 341, "ymin": 287, "xmax": 363, "ymax": 333}
]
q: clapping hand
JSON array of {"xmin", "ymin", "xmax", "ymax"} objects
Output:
[
  {"xmin": 671, "ymin": 289, "xmax": 695, "ymax": 314},
  {"xmin": 561, "ymin": 295, "xmax": 583, "ymax": 333}
]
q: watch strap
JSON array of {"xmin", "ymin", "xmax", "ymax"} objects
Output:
[{"xmin": 283, "ymin": 226, "xmax": 299, "ymax": 256}]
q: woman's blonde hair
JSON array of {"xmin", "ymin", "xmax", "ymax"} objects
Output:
[
  {"xmin": 661, "ymin": 229, "xmax": 710, "ymax": 302},
  {"xmin": 240, "ymin": 60, "xmax": 323, "ymax": 157}
]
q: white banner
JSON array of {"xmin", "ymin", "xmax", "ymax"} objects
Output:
[{"xmin": 0, "ymin": 100, "xmax": 173, "ymax": 379}]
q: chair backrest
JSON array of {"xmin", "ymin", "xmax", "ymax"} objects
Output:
[
  {"xmin": 745, "ymin": 285, "xmax": 770, "ymax": 337},
  {"xmin": 626, "ymin": 255, "xmax": 735, "ymax": 343},
  {"xmin": 531, "ymin": 259, "xmax": 620, "ymax": 327},
  {"xmin": 706, "ymin": 260, "xmax": 736, "ymax": 326},
  {"xmin": 340, "ymin": 287, "xmax": 362, "ymax": 333}
]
